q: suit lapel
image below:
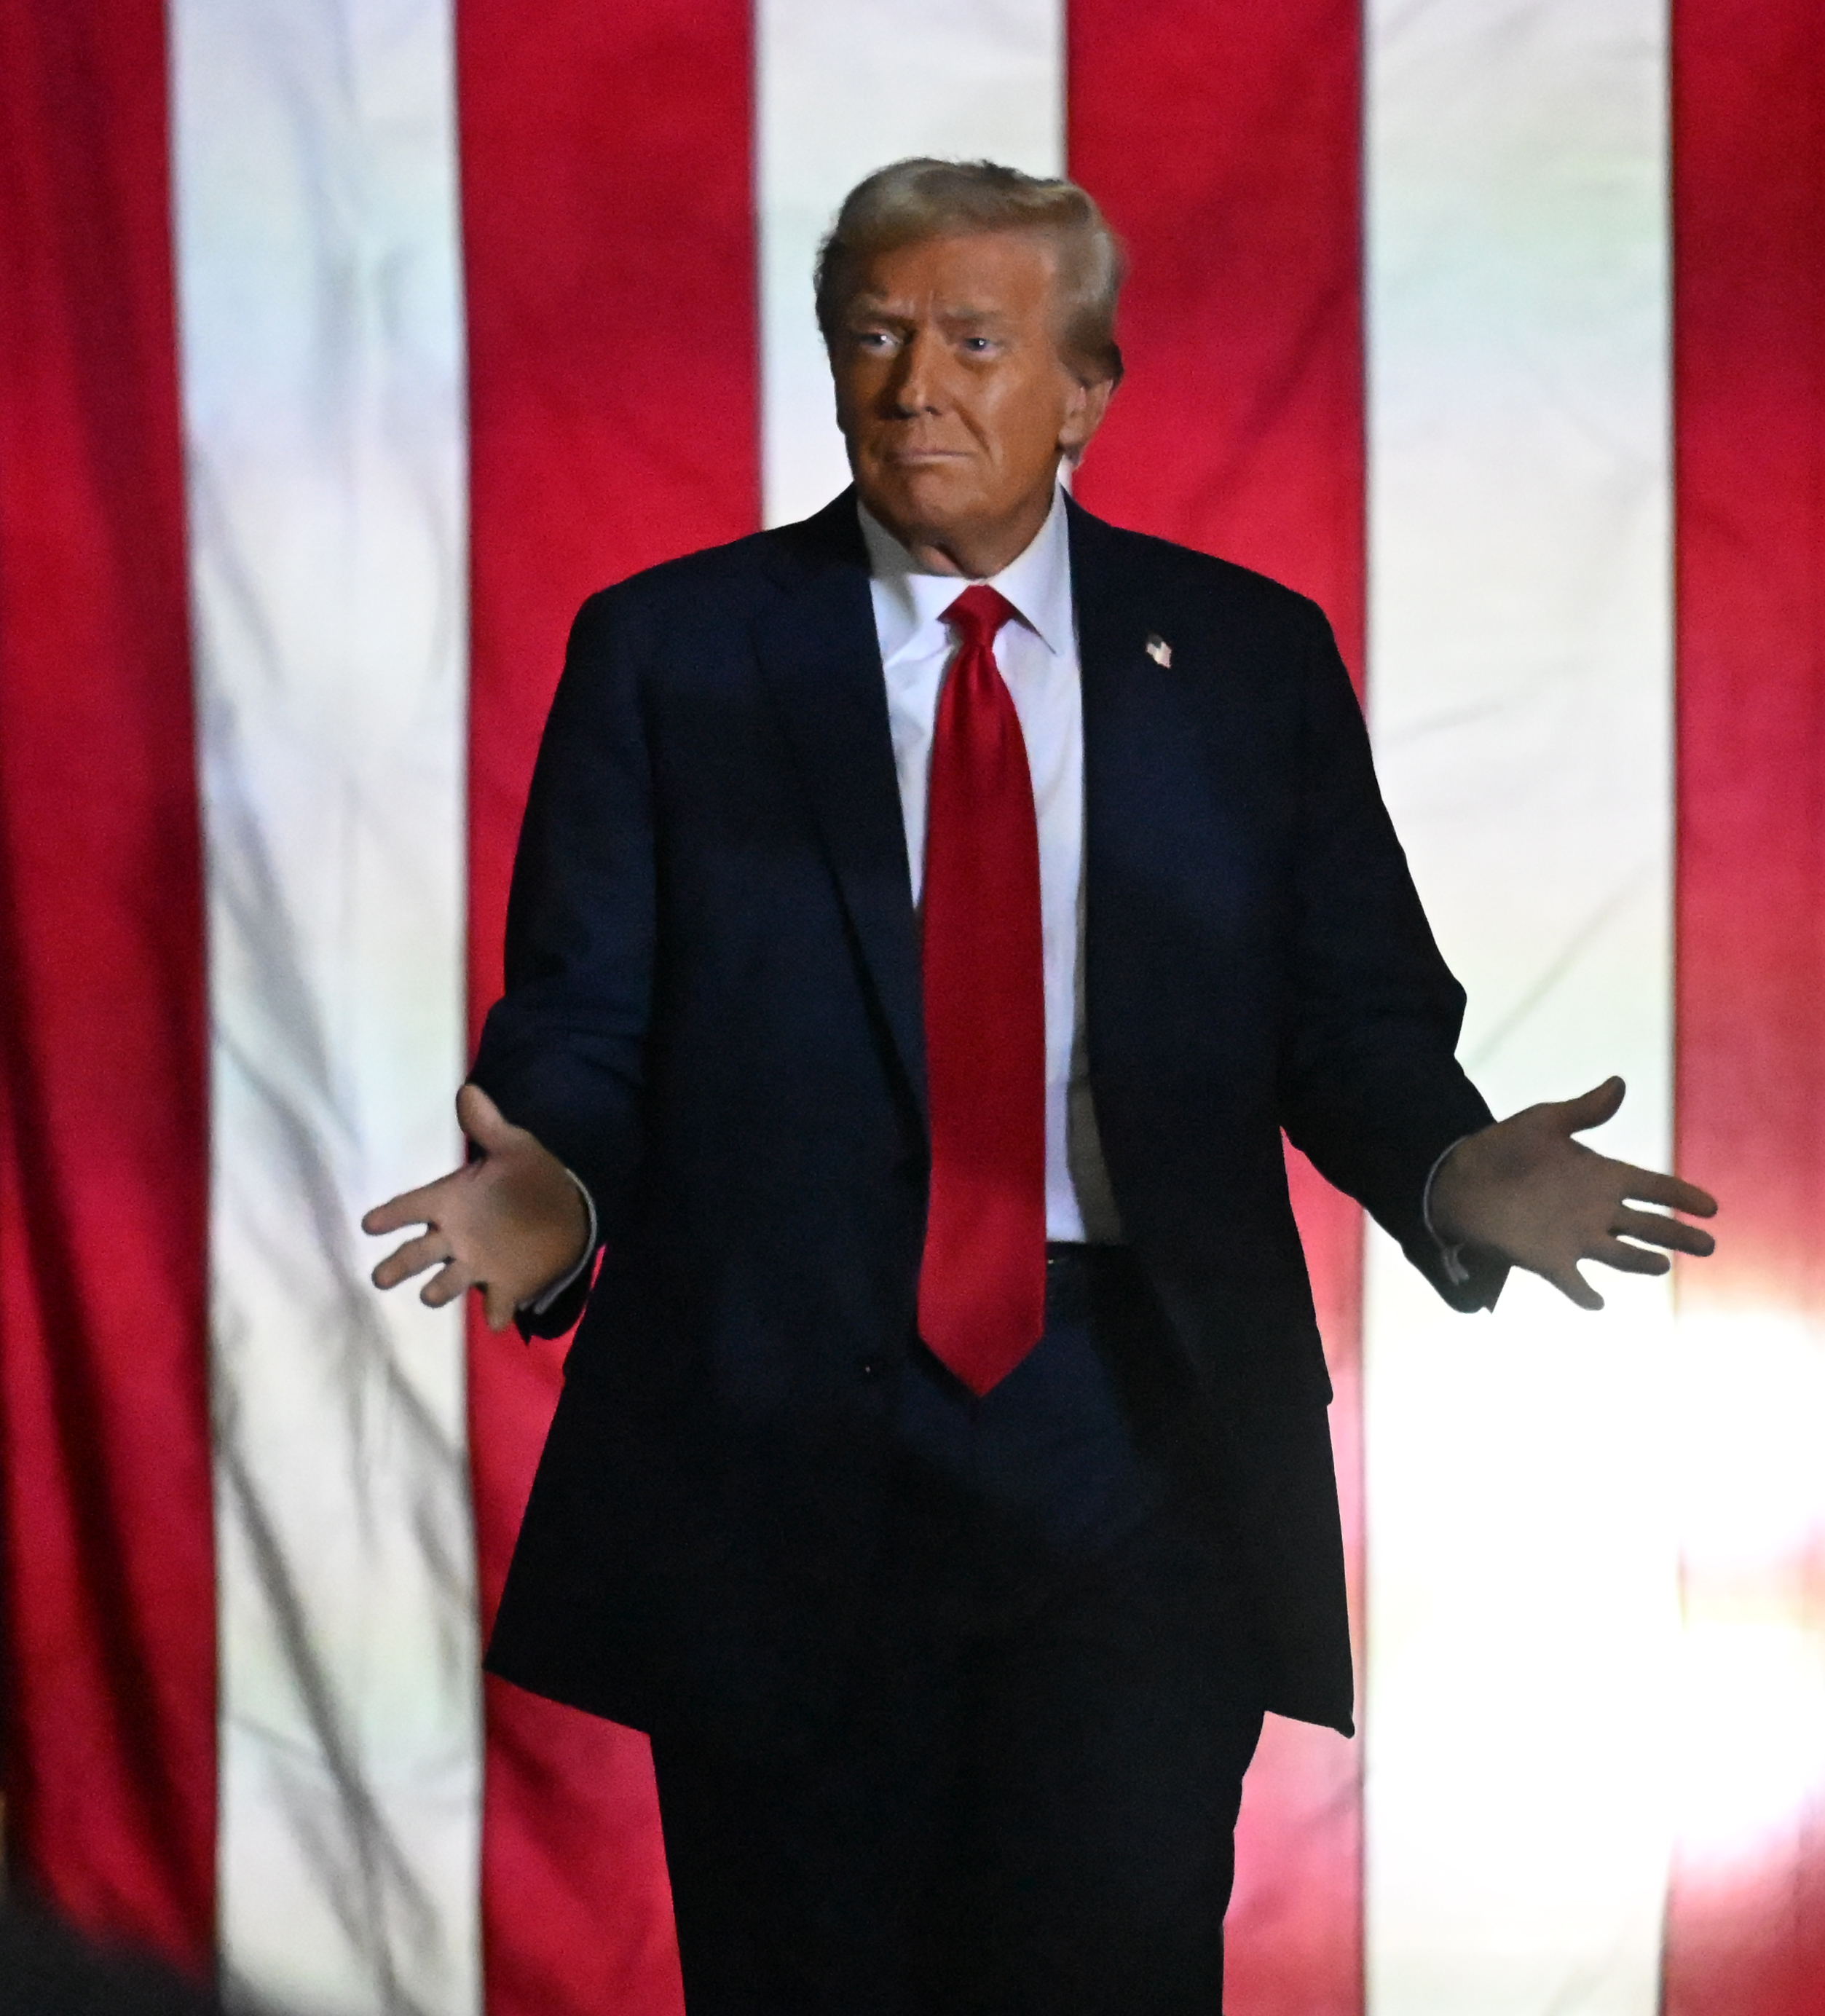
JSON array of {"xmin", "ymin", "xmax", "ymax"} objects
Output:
[
  {"xmin": 752, "ymin": 492, "xmax": 928, "ymax": 1124},
  {"xmin": 1070, "ymin": 492, "xmax": 1173, "ymax": 918},
  {"xmin": 1071, "ymin": 492, "xmax": 1258, "ymax": 912},
  {"xmin": 1068, "ymin": 493, "xmax": 1231, "ymax": 1110}
]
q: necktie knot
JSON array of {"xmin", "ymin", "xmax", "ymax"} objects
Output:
[{"xmin": 943, "ymin": 583, "xmax": 1017, "ymax": 651}]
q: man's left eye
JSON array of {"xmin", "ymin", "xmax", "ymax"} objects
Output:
[{"xmin": 961, "ymin": 337, "xmax": 994, "ymax": 353}]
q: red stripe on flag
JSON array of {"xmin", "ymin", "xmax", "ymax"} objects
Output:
[
  {"xmin": 1069, "ymin": 6, "xmax": 1366, "ymax": 2009},
  {"xmin": 1666, "ymin": 0, "xmax": 1825, "ymax": 2008},
  {"xmin": 0, "ymin": 0, "xmax": 216, "ymax": 1969},
  {"xmin": 457, "ymin": 4, "xmax": 758, "ymax": 2009}
]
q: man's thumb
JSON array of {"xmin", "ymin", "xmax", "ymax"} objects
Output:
[
  {"xmin": 456, "ymin": 1081, "xmax": 515, "ymax": 1154},
  {"xmin": 1561, "ymin": 1075, "xmax": 1625, "ymax": 1135}
]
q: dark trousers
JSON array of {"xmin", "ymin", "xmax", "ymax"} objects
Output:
[{"xmin": 650, "ymin": 1249, "xmax": 1265, "ymax": 2016}]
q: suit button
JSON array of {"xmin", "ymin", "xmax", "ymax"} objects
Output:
[{"xmin": 859, "ymin": 1356, "xmax": 885, "ymax": 1382}]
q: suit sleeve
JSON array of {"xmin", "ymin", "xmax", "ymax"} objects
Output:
[
  {"xmin": 470, "ymin": 589, "xmax": 655, "ymax": 1336},
  {"xmin": 1275, "ymin": 601, "xmax": 1507, "ymax": 1312}
]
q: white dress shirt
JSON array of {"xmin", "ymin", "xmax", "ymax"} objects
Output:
[{"xmin": 860, "ymin": 487, "xmax": 1119, "ymax": 1245}]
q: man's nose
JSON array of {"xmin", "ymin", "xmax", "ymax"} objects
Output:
[{"xmin": 888, "ymin": 328, "xmax": 942, "ymax": 414}]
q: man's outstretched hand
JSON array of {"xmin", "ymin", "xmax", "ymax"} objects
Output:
[
  {"xmin": 1428, "ymin": 1076, "xmax": 1716, "ymax": 1310},
  {"xmin": 363, "ymin": 1084, "xmax": 591, "ymax": 1331}
]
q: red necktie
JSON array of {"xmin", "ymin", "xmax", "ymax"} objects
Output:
[{"xmin": 917, "ymin": 585, "xmax": 1047, "ymax": 1396}]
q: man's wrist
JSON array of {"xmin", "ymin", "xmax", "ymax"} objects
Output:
[
  {"xmin": 1422, "ymin": 1135, "xmax": 1475, "ymax": 1286},
  {"xmin": 521, "ymin": 1170, "xmax": 598, "ymax": 1316}
]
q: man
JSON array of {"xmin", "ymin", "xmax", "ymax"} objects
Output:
[{"xmin": 367, "ymin": 161, "xmax": 1715, "ymax": 2013}]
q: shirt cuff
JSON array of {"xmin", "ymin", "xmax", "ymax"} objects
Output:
[
  {"xmin": 520, "ymin": 1169, "xmax": 598, "ymax": 1317},
  {"xmin": 1422, "ymin": 1135, "xmax": 1475, "ymax": 1288}
]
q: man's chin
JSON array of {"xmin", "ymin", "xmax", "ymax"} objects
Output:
[{"xmin": 856, "ymin": 469, "xmax": 985, "ymax": 546}]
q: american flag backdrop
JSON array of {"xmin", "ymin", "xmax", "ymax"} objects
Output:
[{"xmin": 1, "ymin": 1, "xmax": 1822, "ymax": 2011}]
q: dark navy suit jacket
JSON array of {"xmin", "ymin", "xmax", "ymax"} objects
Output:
[{"xmin": 475, "ymin": 490, "xmax": 1501, "ymax": 1746}]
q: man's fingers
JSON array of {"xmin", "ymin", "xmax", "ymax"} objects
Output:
[
  {"xmin": 362, "ymin": 1174, "xmax": 462, "ymax": 1237},
  {"xmin": 456, "ymin": 1081, "xmax": 519, "ymax": 1156},
  {"xmin": 1590, "ymin": 1236, "xmax": 1672, "ymax": 1277},
  {"xmin": 371, "ymin": 1229, "xmax": 450, "ymax": 1290},
  {"xmin": 1554, "ymin": 1076, "xmax": 1626, "ymax": 1136},
  {"xmin": 1610, "ymin": 1205, "xmax": 1716, "ymax": 1257},
  {"xmin": 1545, "ymin": 1261, "xmax": 1605, "ymax": 1311},
  {"xmin": 419, "ymin": 1259, "xmax": 478, "ymax": 1310},
  {"xmin": 1614, "ymin": 1164, "xmax": 1719, "ymax": 1219},
  {"xmin": 1454, "ymin": 1076, "xmax": 1720, "ymax": 1301},
  {"xmin": 368, "ymin": 1090, "xmax": 518, "ymax": 1247},
  {"xmin": 371, "ymin": 1237, "xmax": 513, "ymax": 1323}
]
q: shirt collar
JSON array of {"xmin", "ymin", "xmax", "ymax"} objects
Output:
[{"xmin": 858, "ymin": 485, "xmax": 1073, "ymax": 668}]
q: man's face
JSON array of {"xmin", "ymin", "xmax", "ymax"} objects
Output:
[{"xmin": 829, "ymin": 231, "xmax": 1111, "ymax": 570}]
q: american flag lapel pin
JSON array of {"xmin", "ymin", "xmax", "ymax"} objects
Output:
[{"xmin": 1145, "ymin": 632, "xmax": 1172, "ymax": 668}]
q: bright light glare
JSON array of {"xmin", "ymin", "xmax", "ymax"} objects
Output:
[
  {"xmin": 1671, "ymin": 1310, "xmax": 1825, "ymax": 1575},
  {"xmin": 1672, "ymin": 1616, "xmax": 1825, "ymax": 1864},
  {"xmin": 1671, "ymin": 1304, "xmax": 1825, "ymax": 1863}
]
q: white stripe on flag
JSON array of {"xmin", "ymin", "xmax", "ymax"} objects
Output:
[
  {"xmin": 167, "ymin": 0, "xmax": 480, "ymax": 2007},
  {"xmin": 756, "ymin": 0, "xmax": 1065, "ymax": 529},
  {"xmin": 1363, "ymin": 3, "xmax": 1678, "ymax": 2010}
]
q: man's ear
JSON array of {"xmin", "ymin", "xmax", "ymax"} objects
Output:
[{"xmin": 1059, "ymin": 375, "xmax": 1115, "ymax": 463}]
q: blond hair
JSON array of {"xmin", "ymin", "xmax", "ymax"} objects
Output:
[{"xmin": 814, "ymin": 158, "xmax": 1125, "ymax": 386}]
